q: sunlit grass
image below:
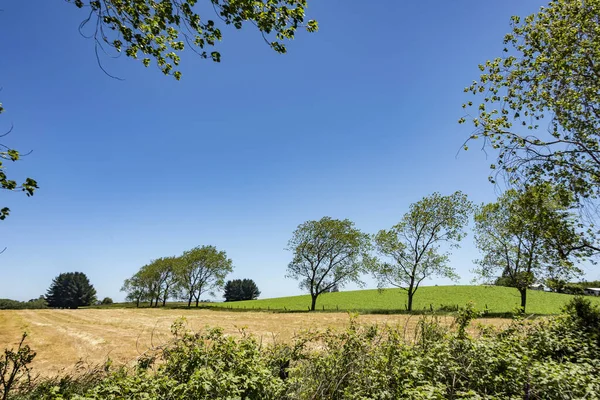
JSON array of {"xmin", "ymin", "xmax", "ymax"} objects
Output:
[{"xmin": 207, "ymin": 285, "xmax": 600, "ymax": 315}]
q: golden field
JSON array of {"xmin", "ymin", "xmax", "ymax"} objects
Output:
[{"xmin": 0, "ymin": 309, "xmax": 509, "ymax": 377}]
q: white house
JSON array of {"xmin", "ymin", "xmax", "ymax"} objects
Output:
[
  {"xmin": 584, "ymin": 288, "xmax": 600, "ymax": 296},
  {"xmin": 529, "ymin": 283, "xmax": 545, "ymax": 291}
]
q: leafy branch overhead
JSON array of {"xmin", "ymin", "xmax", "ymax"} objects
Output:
[
  {"xmin": 0, "ymin": 104, "xmax": 38, "ymax": 221},
  {"xmin": 460, "ymin": 0, "xmax": 600, "ymax": 200},
  {"xmin": 68, "ymin": 0, "xmax": 319, "ymax": 79}
]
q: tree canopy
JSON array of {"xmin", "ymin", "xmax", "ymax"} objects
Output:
[
  {"xmin": 371, "ymin": 191, "xmax": 473, "ymax": 311},
  {"xmin": 46, "ymin": 272, "xmax": 97, "ymax": 309},
  {"xmin": 286, "ymin": 217, "xmax": 371, "ymax": 311},
  {"xmin": 460, "ymin": 0, "xmax": 600, "ymax": 249}
]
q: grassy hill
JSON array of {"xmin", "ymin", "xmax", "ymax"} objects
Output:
[{"xmin": 209, "ymin": 285, "xmax": 600, "ymax": 315}]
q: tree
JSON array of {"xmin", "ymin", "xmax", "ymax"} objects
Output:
[
  {"xmin": 121, "ymin": 256, "xmax": 179, "ymax": 307},
  {"xmin": 286, "ymin": 217, "xmax": 371, "ymax": 311},
  {"xmin": 223, "ymin": 279, "xmax": 261, "ymax": 302},
  {"xmin": 473, "ymin": 184, "xmax": 589, "ymax": 312},
  {"xmin": 371, "ymin": 192, "xmax": 473, "ymax": 311},
  {"xmin": 68, "ymin": 0, "xmax": 318, "ymax": 80},
  {"xmin": 460, "ymin": 0, "xmax": 600, "ymax": 250},
  {"xmin": 46, "ymin": 272, "xmax": 97, "ymax": 309},
  {"xmin": 175, "ymin": 245, "xmax": 233, "ymax": 307},
  {"xmin": 141, "ymin": 257, "xmax": 178, "ymax": 307},
  {"xmin": 120, "ymin": 273, "xmax": 147, "ymax": 307},
  {"xmin": 153, "ymin": 257, "xmax": 179, "ymax": 307}
]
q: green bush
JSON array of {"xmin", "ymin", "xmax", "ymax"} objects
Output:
[
  {"xmin": 100, "ymin": 298, "xmax": 113, "ymax": 305},
  {"xmin": 6, "ymin": 297, "xmax": 600, "ymax": 399}
]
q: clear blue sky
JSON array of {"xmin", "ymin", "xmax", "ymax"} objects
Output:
[{"xmin": 2, "ymin": 1, "xmax": 596, "ymax": 301}]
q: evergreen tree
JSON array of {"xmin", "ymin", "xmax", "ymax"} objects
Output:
[
  {"xmin": 46, "ymin": 272, "xmax": 97, "ymax": 309},
  {"xmin": 223, "ymin": 279, "xmax": 261, "ymax": 302}
]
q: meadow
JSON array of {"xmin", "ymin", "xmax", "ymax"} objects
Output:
[{"xmin": 207, "ymin": 285, "xmax": 600, "ymax": 315}]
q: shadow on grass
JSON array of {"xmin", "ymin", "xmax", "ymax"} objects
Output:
[
  {"xmin": 83, "ymin": 303, "xmax": 545, "ymax": 319},
  {"xmin": 164, "ymin": 304, "xmax": 532, "ymax": 318}
]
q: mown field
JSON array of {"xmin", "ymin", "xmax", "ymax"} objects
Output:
[
  {"xmin": 207, "ymin": 285, "xmax": 600, "ymax": 315},
  {"xmin": 0, "ymin": 308, "xmax": 508, "ymax": 377}
]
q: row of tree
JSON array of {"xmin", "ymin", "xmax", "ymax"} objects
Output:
[
  {"xmin": 119, "ymin": 185, "xmax": 591, "ymax": 313},
  {"xmin": 286, "ymin": 185, "xmax": 593, "ymax": 312},
  {"xmin": 121, "ymin": 246, "xmax": 233, "ymax": 307},
  {"xmin": 121, "ymin": 246, "xmax": 261, "ymax": 307}
]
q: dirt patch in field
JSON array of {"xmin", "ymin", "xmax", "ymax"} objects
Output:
[{"xmin": 0, "ymin": 309, "xmax": 510, "ymax": 377}]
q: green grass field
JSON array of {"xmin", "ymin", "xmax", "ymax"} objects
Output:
[{"xmin": 207, "ymin": 285, "xmax": 600, "ymax": 315}]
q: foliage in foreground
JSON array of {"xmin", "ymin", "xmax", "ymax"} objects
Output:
[
  {"xmin": 68, "ymin": 0, "xmax": 318, "ymax": 80},
  {"xmin": 0, "ymin": 102, "xmax": 38, "ymax": 223},
  {"xmin": 5, "ymin": 297, "xmax": 600, "ymax": 399}
]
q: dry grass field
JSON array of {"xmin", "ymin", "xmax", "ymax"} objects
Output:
[{"xmin": 0, "ymin": 309, "xmax": 510, "ymax": 377}]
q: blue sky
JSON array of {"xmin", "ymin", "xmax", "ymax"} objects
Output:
[{"xmin": 2, "ymin": 0, "xmax": 597, "ymax": 301}]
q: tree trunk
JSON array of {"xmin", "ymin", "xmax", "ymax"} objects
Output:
[
  {"xmin": 310, "ymin": 294, "xmax": 317, "ymax": 311},
  {"xmin": 162, "ymin": 286, "xmax": 169, "ymax": 307},
  {"xmin": 136, "ymin": 297, "xmax": 140, "ymax": 308},
  {"xmin": 149, "ymin": 298, "xmax": 153, "ymax": 307},
  {"xmin": 187, "ymin": 294, "xmax": 193, "ymax": 308},
  {"xmin": 195, "ymin": 285, "xmax": 202, "ymax": 307},
  {"xmin": 519, "ymin": 288, "xmax": 527, "ymax": 312},
  {"xmin": 407, "ymin": 281, "xmax": 415, "ymax": 312}
]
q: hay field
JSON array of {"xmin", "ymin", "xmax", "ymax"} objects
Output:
[{"xmin": 0, "ymin": 309, "xmax": 509, "ymax": 377}]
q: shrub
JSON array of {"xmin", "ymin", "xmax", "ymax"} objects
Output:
[
  {"xmin": 0, "ymin": 333, "xmax": 36, "ymax": 400},
  {"xmin": 562, "ymin": 296, "xmax": 600, "ymax": 332},
  {"xmin": 100, "ymin": 298, "xmax": 113, "ymax": 306}
]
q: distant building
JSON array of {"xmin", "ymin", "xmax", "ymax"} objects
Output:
[
  {"xmin": 529, "ymin": 283, "xmax": 545, "ymax": 291},
  {"xmin": 584, "ymin": 288, "xmax": 600, "ymax": 296}
]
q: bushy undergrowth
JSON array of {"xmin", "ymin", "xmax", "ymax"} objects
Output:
[
  {"xmin": 0, "ymin": 298, "xmax": 47, "ymax": 310},
  {"xmin": 4, "ymin": 298, "xmax": 600, "ymax": 399}
]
